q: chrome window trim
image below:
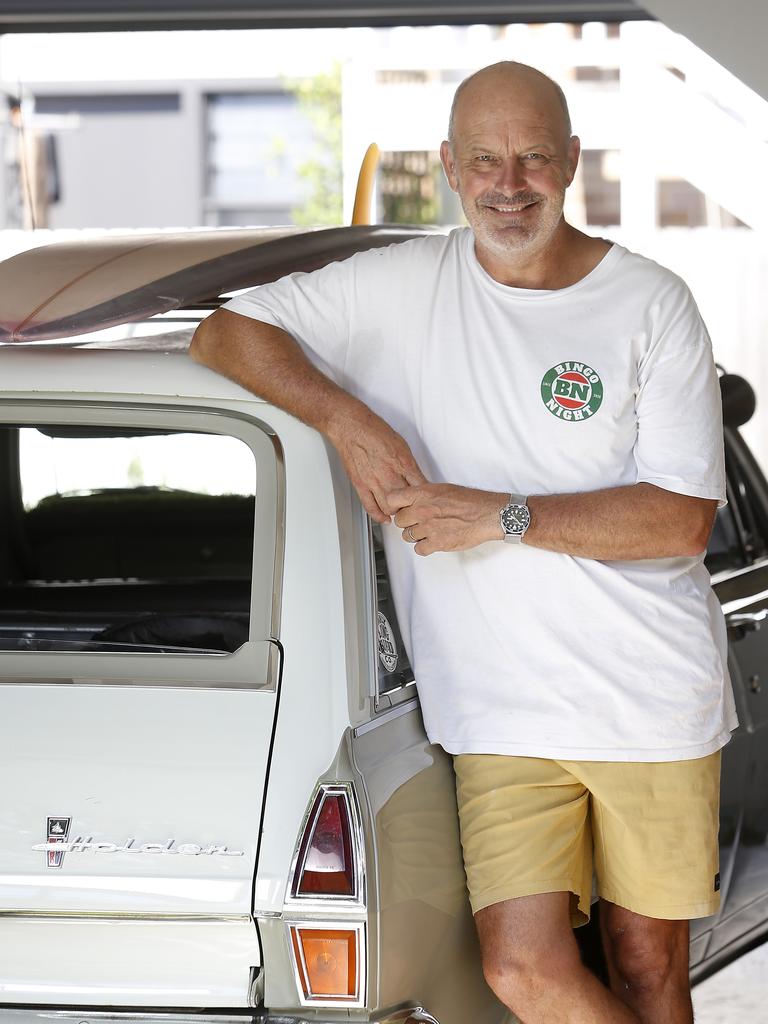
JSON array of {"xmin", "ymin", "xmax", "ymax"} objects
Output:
[
  {"xmin": 712, "ymin": 555, "xmax": 768, "ymax": 586},
  {"xmin": 365, "ymin": 516, "xmax": 381, "ymax": 704},
  {"xmin": 354, "ymin": 697, "xmax": 419, "ymax": 737},
  {"xmin": 0, "ymin": 910, "xmax": 250, "ymax": 921},
  {"xmin": 0, "ymin": 400, "xmax": 285, "ymax": 689},
  {"xmin": 368, "ymin": 519, "xmax": 415, "ymax": 712},
  {"xmin": 284, "ymin": 782, "xmax": 366, "ymax": 911},
  {"xmin": 721, "ymin": 586, "xmax": 768, "ymax": 614},
  {"xmin": 287, "ymin": 920, "xmax": 366, "ymax": 1009}
]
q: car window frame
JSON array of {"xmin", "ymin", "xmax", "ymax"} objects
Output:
[
  {"xmin": 718, "ymin": 426, "xmax": 768, "ymax": 570},
  {"xmin": 0, "ymin": 399, "xmax": 284, "ymax": 690},
  {"xmin": 367, "ymin": 520, "xmax": 416, "ymax": 713}
]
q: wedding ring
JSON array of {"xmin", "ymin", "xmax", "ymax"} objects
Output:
[{"xmin": 405, "ymin": 527, "xmax": 416, "ymax": 543}]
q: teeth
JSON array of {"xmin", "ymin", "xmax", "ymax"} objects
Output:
[{"xmin": 492, "ymin": 204, "xmax": 529, "ymax": 212}]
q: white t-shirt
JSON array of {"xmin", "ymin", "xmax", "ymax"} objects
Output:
[{"xmin": 224, "ymin": 227, "xmax": 737, "ymax": 761}]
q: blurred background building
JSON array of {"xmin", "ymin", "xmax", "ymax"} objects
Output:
[{"xmin": 0, "ymin": 19, "xmax": 767, "ymax": 462}]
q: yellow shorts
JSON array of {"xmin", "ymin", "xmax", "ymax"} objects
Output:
[{"xmin": 453, "ymin": 751, "xmax": 721, "ymax": 927}]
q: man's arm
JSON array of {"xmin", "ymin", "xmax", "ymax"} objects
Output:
[
  {"xmin": 189, "ymin": 308, "xmax": 426, "ymax": 522},
  {"xmin": 389, "ymin": 481, "xmax": 718, "ymax": 560}
]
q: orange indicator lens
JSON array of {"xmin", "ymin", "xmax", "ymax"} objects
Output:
[{"xmin": 291, "ymin": 927, "xmax": 357, "ymax": 999}]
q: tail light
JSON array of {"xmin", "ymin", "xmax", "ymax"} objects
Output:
[
  {"xmin": 290, "ymin": 784, "xmax": 361, "ymax": 900},
  {"xmin": 286, "ymin": 783, "xmax": 367, "ymax": 1008},
  {"xmin": 290, "ymin": 925, "xmax": 362, "ymax": 1003}
]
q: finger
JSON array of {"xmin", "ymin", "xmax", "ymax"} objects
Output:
[
  {"xmin": 373, "ymin": 485, "xmax": 403, "ymax": 519},
  {"xmin": 387, "ymin": 485, "xmax": 421, "ymax": 511},
  {"xmin": 393, "ymin": 509, "xmax": 420, "ymax": 529},
  {"xmin": 402, "ymin": 526, "xmax": 420, "ymax": 544},
  {"xmin": 357, "ymin": 486, "xmax": 389, "ymax": 523},
  {"xmin": 413, "ymin": 539, "xmax": 434, "ymax": 556}
]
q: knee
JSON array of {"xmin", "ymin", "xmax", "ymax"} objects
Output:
[
  {"xmin": 607, "ymin": 927, "xmax": 681, "ymax": 995},
  {"xmin": 482, "ymin": 943, "xmax": 582, "ymax": 1011}
]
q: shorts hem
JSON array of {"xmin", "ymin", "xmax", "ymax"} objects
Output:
[
  {"xmin": 598, "ymin": 887, "xmax": 721, "ymax": 920},
  {"xmin": 446, "ymin": 730, "xmax": 733, "ymax": 762},
  {"xmin": 469, "ymin": 878, "xmax": 584, "ymax": 916}
]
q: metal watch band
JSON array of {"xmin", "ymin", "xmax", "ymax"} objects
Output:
[{"xmin": 500, "ymin": 493, "xmax": 531, "ymax": 544}]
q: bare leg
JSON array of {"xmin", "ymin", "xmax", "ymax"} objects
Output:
[
  {"xmin": 599, "ymin": 901, "xmax": 693, "ymax": 1024},
  {"xmin": 475, "ymin": 892, "xmax": 640, "ymax": 1023}
]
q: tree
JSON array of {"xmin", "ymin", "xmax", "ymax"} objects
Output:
[{"xmin": 286, "ymin": 62, "xmax": 343, "ymax": 226}]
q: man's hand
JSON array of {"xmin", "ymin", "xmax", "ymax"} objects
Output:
[
  {"xmin": 190, "ymin": 312, "xmax": 428, "ymax": 523},
  {"xmin": 390, "ymin": 483, "xmax": 507, "ymax": 555},
  {"xmin": 327, "ymin": 405, "xmax": 427, "ymax": 523}
]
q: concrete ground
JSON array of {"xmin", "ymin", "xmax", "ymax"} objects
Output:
[{"xmin": 691, "ymin": 941, "xmax": 768, "ymax": 1022}]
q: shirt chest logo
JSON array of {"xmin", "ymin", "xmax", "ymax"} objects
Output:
[{"xmin": 540, "ymin": 361, "xmax": 604, "ymax": 422}]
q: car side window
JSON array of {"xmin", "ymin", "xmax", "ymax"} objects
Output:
[
  {"xmin": 705, "ymin": 484, "xmax": 748, "ymax": 575},
  {"xmin": 705, "ymin": 430, "xmax": 768, "ymax": 574},
  {"xmin": 0, "ymin": 424, "xmax": 257, "ymax": 656},
  {"xmin": 372, "ymin": 523, "xmax": 415, "ymax": 697}
]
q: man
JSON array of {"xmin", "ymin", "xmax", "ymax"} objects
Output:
[{"xmin": 190, "ymin": 62, "xmax": 735, "ymax": 1024}]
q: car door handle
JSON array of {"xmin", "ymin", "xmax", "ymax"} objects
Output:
[{"xmin": 726, "ymin": 609, "xmax": 768, "ymax": 635}]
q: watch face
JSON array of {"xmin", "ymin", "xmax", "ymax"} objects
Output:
[{"xmin": 501, "ymin": 503, "xmax": 530, "ymax": 535}]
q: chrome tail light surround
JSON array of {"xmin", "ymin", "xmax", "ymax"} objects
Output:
[
  {"xmin": 288, "ymin": 920, "xmax": 366, "ymax": 1008},
  {"xmin": 284, "ymin": 781, "xmax": 367, "ymax": 1008},
  {"xmin": 286, "ymin": 782, "xmax": 366, "ymax": 908}
]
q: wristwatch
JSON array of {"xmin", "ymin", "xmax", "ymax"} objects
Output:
[{"xmin": 499, "ymin": 493, "xmax": 531, "ymax": 544}]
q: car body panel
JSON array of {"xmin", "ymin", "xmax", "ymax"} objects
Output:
[
  {"xmin": 0, "ymin": 919, "xmax": 260, "ymax": 1008},
  {"xmin": 0, "ymin": 685, "xmax": 275, "ymax": 915},
  {"xmin": 351, "ymin": 707, "xmax": 510, "ymax": 1024},
  {"xmin": 0, "ymin": 381, "xmax": 286, "ymax": 1005}
]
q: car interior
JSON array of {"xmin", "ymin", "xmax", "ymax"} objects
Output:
[{"xmin": 0, "ymin": 424, "xmax": 255, "ymax": 655}]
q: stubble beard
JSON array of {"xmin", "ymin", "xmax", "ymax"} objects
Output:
[{"xmin": 462, "ymin": 188, "xmax": 566, "ymax": 263}]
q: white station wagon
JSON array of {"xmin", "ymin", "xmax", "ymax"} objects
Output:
[
  {"xmin": 0, "ymin": 227, "xmax": 510, "ymax": 1024},
  {"xmin": 2, "ymin": 226, "xmax": 766, "ymax": 1024}
]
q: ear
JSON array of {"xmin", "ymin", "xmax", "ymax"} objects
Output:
[
  {"xmin": 565, "ymin": 135, "xmax": 581, "ymax": 187},
  {"xmin": 440, "ymin": 140, "xmax": 459, "ymax": 193}
]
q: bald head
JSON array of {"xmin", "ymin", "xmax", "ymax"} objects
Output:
[{"xmin": 447, "ymin": 62, "xmax": 572, "ymax": 146}]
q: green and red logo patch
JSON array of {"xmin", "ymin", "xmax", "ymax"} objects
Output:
[{"xmin": 540, "ymin": 361, "xmax": 603, "ymax": 421}]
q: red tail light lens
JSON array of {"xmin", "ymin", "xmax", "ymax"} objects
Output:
[{"xmin": 292, "ymin": 787, "xmax": 357, "ymax": 898}]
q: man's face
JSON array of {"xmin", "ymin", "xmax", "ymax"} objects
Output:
[{"xmin": 440, "ymin": 84, "xmax": 579, "ymax": 266}]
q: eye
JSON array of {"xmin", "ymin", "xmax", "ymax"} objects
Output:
[{"xmin": 522, "ymin": 152, "xmax": 548, "ymax": 163}]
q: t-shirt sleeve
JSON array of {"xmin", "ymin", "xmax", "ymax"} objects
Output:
[
  {"xmin": 634, "ymin": 280, "xmax": 727, "ymax": 508},
  {"xmin": 220, "ymin": 257, "xmax": 353, "ymax": 386}
]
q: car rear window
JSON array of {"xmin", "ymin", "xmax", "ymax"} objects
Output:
[{"xmin": 0, "ymin": 424, "xmax": 258, "ymax": 656}]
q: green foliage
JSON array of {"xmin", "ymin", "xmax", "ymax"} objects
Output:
[{"xmin": 285, "ymin": 63, "xmax": 343, "ymax": 226}]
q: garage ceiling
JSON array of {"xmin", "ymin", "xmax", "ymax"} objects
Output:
[{"xmin": 0, "ymin": 0, "xmax": 649, "ymax": 33}]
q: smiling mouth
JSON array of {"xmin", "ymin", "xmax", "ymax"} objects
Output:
[{"xmin": 481, "ymin": 199, "xmax": 538, "ymax": 214}]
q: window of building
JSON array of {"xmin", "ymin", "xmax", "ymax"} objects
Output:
[
  {"xmin": 205, "ymin": 91, "xmax": 315, "ymax": 227},
  {"xmin": 581, "ymin": 149, "xmax": 621, "ymax": 226},
  {"xmin": 377, "ymin": 150, "xmax": 444, "ymax": 225}
]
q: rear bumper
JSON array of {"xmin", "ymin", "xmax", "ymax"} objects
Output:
[
  {"xmin": 256, "ymin": 1012, "xmax": 438, "ymax": 1024},
  {"xmin": 0, "ymin": 1009, "xmax": 439, "ymax": 1024},
  {"xmin": 254, "ymin": 1014, "xmax": 437, "ymax": 1024}
]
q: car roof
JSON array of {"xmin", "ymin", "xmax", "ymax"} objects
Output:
[
  {"xmin": 0, "ymin": 224, "xmax": 436, "ymax": 344},
  {"xmin": 0, "ymin": 344, "xmax": 270, "ymax": 404}
]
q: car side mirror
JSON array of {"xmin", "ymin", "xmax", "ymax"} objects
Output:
[{"xmin": 720, "ymin": 373, "xmax": 756, "ymax": 429}]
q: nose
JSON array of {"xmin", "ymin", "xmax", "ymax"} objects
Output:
[{"xmin": 495, "ymin": 156, "xmax": 527, "ymax": 195}]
